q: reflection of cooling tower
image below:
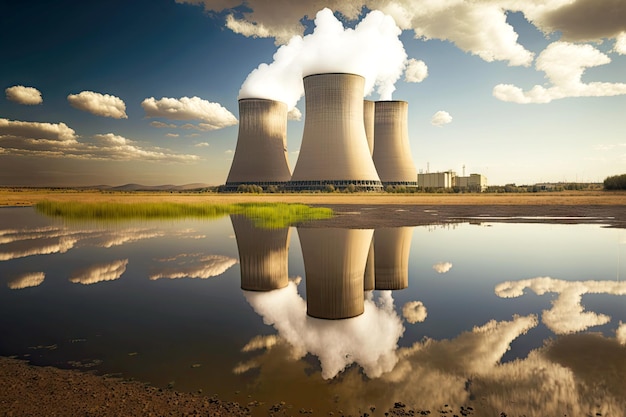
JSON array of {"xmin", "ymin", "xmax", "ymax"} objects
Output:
[
  {"xmin": 225, "ymin": 99, "xmax": 291, "ymax": 190},
  {"xmin": 373, "ymin": 227, "xmax": 414, "ymax": 290},
  {"xmin": 231, "ymin": 215, "xmax": 290, "ymax": 291},
  {"xmin": 364, "ymin": 239, "xmax": 375, "ymax": 291},
  {"xmin": 298, "ymin": 228, "xmax": 373, "ymax": 319},
  {"xmin": 363, "ymin": 100, "xmax": 375, "ymax": 156},
  {"xmin": 289, "ymin": 73, "xmax": 382, "ymax": 191},
  {"xmin": 373, "ymin": 101, "xmax": 418, "ymax": 187}
]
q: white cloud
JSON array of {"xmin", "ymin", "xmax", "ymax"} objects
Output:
[
  {"xmin": 432, "ymin": 261, "xmax": 452, "ymax": 273},
  {"xmin": 431, "ymin": 111, "xmax": 452, "ymax": 127},
  {"xmin": 0, "ymin": 118, "xmax": 198, "ymax": 162},
  {"xmin": 67, "ymin": 91, "xmax": 128, "ymax": 119},
  {"xmin": 69, "ymin": 259, "xmax": 128, "ymax": 285},
  {"xmin": 287, "ymin": 107, "xmax": 302, "ymax": 121},
  {"xmin": 7, "ymin": 272, "xmax": 45, "ymax": 289},
  {"xmin": 493, "ymin": 41, "xmax": 626, "ymax": 103},
  {"xmin": 5, "ymin": 85, "xmax": 43, "ymax": 105},
  {"xmin": 194, "ymin": 142, "xmax": 210, "ymax": 147},
  {"xmin": 495, "ymin": 276, "xmax": 626, "ymax": 334},
  {"xmin": 402, "ymin": 300, "xmax": 427, "ymax": 323},
  {"xmin": 615, "ymin": 32, "xmax": 626, "ymax": 55},
  {"xmin": 404, "ymin": 58, "xmax": 428, "ymax": 83},
  {"xmin": 150, "ymin": 121, "xmax": 178, "ymax": 128},
  {"xmin": 141, "ymin": 96, "xmax": 238, "ymax": 130},
  {"xmin": 165, "ymin": 133, "xmax": 179, "ymax": 137}
]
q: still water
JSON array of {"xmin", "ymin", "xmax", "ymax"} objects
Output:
[{"xmin": 1, "ymin": 207, "xmax": 625, "ymax": 416}]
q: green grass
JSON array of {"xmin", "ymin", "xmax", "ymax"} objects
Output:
[{"xmin": 35, "ymin": 201, "xmax": 333, "ymax": 228}]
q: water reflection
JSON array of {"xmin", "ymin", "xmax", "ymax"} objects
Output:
[
  {"xmin": 2, "ymin": 208, "xmax": 626, "ymax": 416},
  {"xmin": 496, "ymin": 276, "xmax": 626, "ymax": 334}
]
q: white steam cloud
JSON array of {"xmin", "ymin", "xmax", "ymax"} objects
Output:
[
  {"xmin": 67, "ymin": 91, "xmax": 128, "ymax": 119},
  {"xmin": 238, "ymin": 8, "xmax": 409, "ymax": 108},
  {"xmin": 5, "ymin": 85, "xmax": 43, "ymax": 105}
]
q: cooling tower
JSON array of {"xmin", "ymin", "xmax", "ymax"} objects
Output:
[
  {"xmin": 373, "ymin": 227, "xmax": 414, "ymax": 290},
  {"xmin": 373, "ymin": 101, "xmax": 418, "ymax": 187},
  {"xmin": 363, "ymin": 100, "xmax": 375, "ymax": 156},
  {"xmin": 298, "ymin": 227, "xmax": 373, "ymax": 319},
  {"xmin": 231, "ymin": 215, "xmax": 290, "ymax": 291},
  {"xmin": 224, "ymin": 99, "xmax": 291, "ymax": 190},
  {"xmin": 289, "ymin": 73, "xmax": 382, "ymax": 191}
]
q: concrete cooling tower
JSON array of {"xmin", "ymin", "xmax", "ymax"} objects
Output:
[
  {"xmin": 231, "ymin": 215, "xmax": 290, "ymax": 291},
  {"xmin": 363, "ymin": 100, "xmax": 375, "ymax": 156},
  {"xmin": 224, "ymin": 99, "xmax": 291, "ymax": 191},
  {"xmin": 298, "ymin": 227, "xmax": 373, "ymax": 319},
  {"xmin": 372, "ymin": 101, "xmax": 418, "ymax": 187},
  {"xmin": 289, "ymin": 73, "xmax": 382, "ymax": 191}
]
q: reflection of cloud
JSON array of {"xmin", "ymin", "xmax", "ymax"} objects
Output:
[
  {"xmin": 69, "ymin": 259, "xmax": 128, "ymax": 285},
  {"xmin": 0, "ymin": 236, "xmax": 78, "ymax": 261},
  {"xmin": 402, "ymin": 301, "xmax": 427, "ymax": 324},
  {"xmin": 618, "ymin": 322, "xmax": 626, "ymax": 346},
  {"xmin": 495, "ymin": 277, "xmax": 626, "ymax": 334},
  {"xmin": 432, "ymin": 261, "xmax": 452, "ymax": 274},
  {"xmin": 241, "ymin": 282, "xmax": 404, "ymax": 379},
  {"xmin": 7, "ymin": 272, "xmax": 45, "ymax": 289},
  {"xmin": 149, "ymin": 253, "xmax": 237, "ymax": 280}
]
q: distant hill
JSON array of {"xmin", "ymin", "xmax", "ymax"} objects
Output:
[{"xmin": 109, "ymin": 183, "xmax": 213, "ymax": 191}]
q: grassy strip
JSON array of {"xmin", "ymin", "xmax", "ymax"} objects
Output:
[{"xmin": 34, "ymin": 201, "xmax": 333, "ymax": 228}]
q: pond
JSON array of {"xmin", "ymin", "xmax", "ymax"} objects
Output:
[{"xmin": 1, "ymin": 206, "xmax": 625, "ymax": 416}]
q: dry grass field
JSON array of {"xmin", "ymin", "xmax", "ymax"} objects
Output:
[{"xmin": 1, "ymin": 187, "xmax": 625, "ymax": 207}]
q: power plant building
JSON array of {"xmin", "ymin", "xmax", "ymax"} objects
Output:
[
  {"xmin": 224, "ymin": 98, "xmax": 291, "ymax": 191},
  {"xmin": 418, "ymin": 171, "xmax": 455, "ymax": 189},
  {"xmin": 372, "ymin": 101, "xmax": 418, "ymax": 187},
  {"xmin": 289, "ymin": 73, "xmax": 383, "ymax": 191}
]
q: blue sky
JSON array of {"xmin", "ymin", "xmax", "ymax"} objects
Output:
[{"xmin": 1, "ymin": 0, "xmax": 625, "ymax": 186}]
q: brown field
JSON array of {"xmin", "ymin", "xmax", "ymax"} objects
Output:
[{"xmin": 1, "ymin": 187, "xmax": 625, "ymax": 207}]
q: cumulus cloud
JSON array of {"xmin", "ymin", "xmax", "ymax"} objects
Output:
[
  {"xmin": 493, "ymin": 41, "xmax": 626, "ymax": 103},
  {"xmin": 404, "ymin": 58, "xmax": 428, "ymax": 83},
  {"xmin": 5, "ymin": 85, "xmax": 43, "ymax": 105},
  {"xmin": 241, "ymin": 282, "xmax": 404, "ymax": 379},
  {"xmin": 495, "ymin": 276, "xmax": 626, "ymax": 334},
  {"xmin": 431, "ymin": 111, "xmax": 452, "ymax": 127},
  {"xmin": 7, "ymin": 272, "xmax": 45, "ymax": 289},
  {"xmin": 67, "ymin": 91, "xmax": 128, "ymax": 119},
  {"xmin": 615, "ymin": 32, "xmax": 626, "ymax": 55},
  {"xmin": 149, "ymin": 253, "xmax": 238, "ymax": 280},
  {"xmin": 194, "ymin": 142, "xmax": 210, "ymax": 147},
  {"xmin": 150, "ymin": 121, "xmax": 178, "ymax": 128},
  {"xmin": 0, "ymin": 118, "xmax": 198, "ymax": 162},
  {"xmin": 432, "ymin": 261, "xmax": 452, "ymax": 273},
  {"xmin": 287, "ymin": 107, "xmax": 302, "ymax": 121},
  {"xmin": 238, "ymin": 8, "xmax": 408, "ymax": 107},
  {"xmin": 402, "ymin": 300, "xmax": 427, "ymax": 324},
  {"xmin": 141, "ymin": 96, "xmax": 238, "ymax": 130}
]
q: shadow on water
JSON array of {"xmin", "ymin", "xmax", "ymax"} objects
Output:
[{"xmin": 1, "ymin": 206, "xmax": 626, "ymax": 416}]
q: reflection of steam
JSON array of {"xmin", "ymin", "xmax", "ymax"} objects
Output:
[
  {"xmin": 241, "ymin": 282, "xmax": 404, "ymax": 379},
  {"xmin": 432, "ymin": 261, "xmax": 452, "ymax": 274},
  {"xmin": 7, "ymin": 272, "xmax": 45, "ymax": 289},
  {"xmin": 149, "ymin": 254, "xmax": 237, "ymax": 280},
  {"xmin": 69, "ymin": 259, "xmax": 128, "ymax": 285},
  {"xmin": 402, "ymin": 301, "xmax": 427, "ymax": 324},
  {"xmin": 495, "ymin": 277, "xmax": 626, "ymax": 334}
]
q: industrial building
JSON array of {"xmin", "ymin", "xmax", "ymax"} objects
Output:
[
  {"xmin": 417, "ymin": 171, "xmax": 487, "ymax": 191},
  {"xmin": 289, "ymin": 73, "xmax": 383, "ymax": 191},
  {"xmin": 224, "ymin": 98, "xmax": 292, "ymax": 191},
  {"xmin": 372, "ymin": 100, "xmax": 418, "ymax": 187}
]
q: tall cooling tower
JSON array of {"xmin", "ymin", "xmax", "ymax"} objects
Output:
[
  {"xmin": 298, "ymin": 227, "xmax": 373, "ymax": 319},
  {"xmin": 289, "ymin": 73, "xmax": 382, "ymax": 191},
  {"xmin": 224, "ymin": 98, "xmax": 291, "ymax": 191},
  {"xmin": 231, "ymin": 215, "xmax": 290, "ymax": 291},
  {"xmin": 373, "ymin": 101, "xmax": 418, "ymax": 187},
  {"xmin": 363, "ymin": 100, "xmax": 375, "ymax": 156}
]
